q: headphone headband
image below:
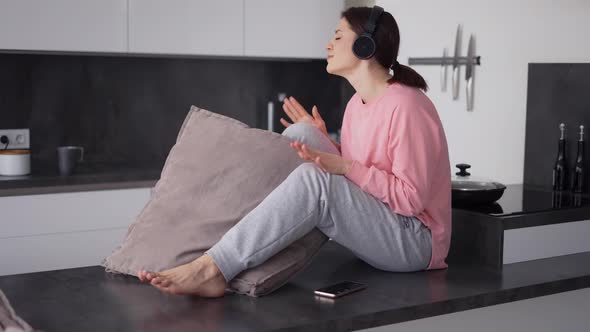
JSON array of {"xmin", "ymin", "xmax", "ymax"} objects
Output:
[
  {"xmin": 363, "ymin": 6, "xmax": 384, "ymax": 36},
  {"xmin": 352, "ymin": 6, "xmax": 385, "ymax": 59}
]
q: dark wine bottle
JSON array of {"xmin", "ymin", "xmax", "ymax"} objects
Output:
[
  {"xmin": 572, "ymin": 125, "xmax": 584, "ymax": 193},
  {"xmin": 552, "ymin": 123, "xmax": 567, "ymax": 191}
]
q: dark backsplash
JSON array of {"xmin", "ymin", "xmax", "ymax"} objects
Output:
[
  {"xmin": 524, "ymin": 63, "xmax": 590, "ymax": 193},
  {"xmin": 0, "ymin": 53, "xmax": 351, "ymax": 170}
]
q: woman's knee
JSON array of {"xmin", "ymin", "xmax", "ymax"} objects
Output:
[
  {"xmin": 288, "ymin": 163, "xmax": 327, "ymax": 183},
  {"xmin": 292, "ymin": 162, "xmax": 322, "ymax": 176},
  {"xmin": 281, "ymin": 122, "xmax": 323, "ymax": 141}
]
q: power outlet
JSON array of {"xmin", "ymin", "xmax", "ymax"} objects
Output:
[{"xmin": 0, "ymin": 129, "xmax": 30, "ymax": 150}]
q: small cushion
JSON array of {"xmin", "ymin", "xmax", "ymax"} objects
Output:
[{"xmin": 102, "ymin": 106, "xmax": 328, "ymax": 297}]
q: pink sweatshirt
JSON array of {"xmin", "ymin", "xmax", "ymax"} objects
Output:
[{"xmin": 341, "ymin": 82, "xmax": 451, "ymax": 269}]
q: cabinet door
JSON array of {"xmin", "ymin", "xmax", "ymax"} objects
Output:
[
  {"xmin": 0, "ymin": 0, "xmax": 127, "ymax": 52},
  {"xmin": 0, "ymin": 188, "xmax": 151, "ymax": 276},
  {"xmin": 244, "ymin": 0, "xmax": 343, "ymax": 59},
  {"xmin": 0, "ymin": 228, "xmax": 129, "ymax": 276},
  {"xmin": 129, "ymin": 0, "xmax": 244, "ymax": 56}
]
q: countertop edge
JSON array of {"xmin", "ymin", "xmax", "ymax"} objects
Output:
[
  {"xmin": 0, "ymin": 179, "xmax": 158, "ymax": 197},
  {"xmin": 278, "ymin": 274, "xmax": 590, "ymax": 332}
]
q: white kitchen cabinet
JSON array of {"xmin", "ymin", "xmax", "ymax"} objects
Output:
[
  {"xmin": 244, "ymin": 0, "xmax": 343, "ymax": 59},
  {"xmin": 0, "ymin": 229, "xmax": 129, "ymax": 277},
  {"xmin": 0, "ymin": 188, "xmax": 151, "ymax": 276},
  {"xmin": 0, "ymin": 0, "xmax": 127, "ymax": 53},
  {"xmin": 128, "ymin": 0, "xmax": 244, "ymax": 56},
  {"xmin": 0, "ymin": 0, "xmax": 342, "ymax": 58}
]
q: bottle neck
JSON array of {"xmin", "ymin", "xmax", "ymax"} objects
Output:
[
  {"xmin": 557, "ymin": 139, "xmax": 566, "ymax": 159},
  {"xmin": 576, "ymin": 141, "xmax": 584, "ymax": 163}
]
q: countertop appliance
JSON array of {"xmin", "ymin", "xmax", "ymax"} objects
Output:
[{"xmin": 0, "ymin": 129, "xmax": 31, "ymax": 176}]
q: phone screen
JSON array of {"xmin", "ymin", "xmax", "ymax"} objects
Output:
[{"xmin": 314, "ymin": 281, "xmax": 367, "ymax": 298}]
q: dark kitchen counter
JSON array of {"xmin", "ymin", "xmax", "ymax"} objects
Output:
[
  {"xmin": 448, "ymin": 184, "xmax": 590, "ymax": 270},
  {"xmin": 0, "ymin": 162, "xmax": 160, "ymax": 197},
  {"xmin": 452, "ymin": 184, "xmax": 590, "ymax": 229},
  {"xmin": 1, "ymin": 241, "xmax": 590, "ymax": 332}
]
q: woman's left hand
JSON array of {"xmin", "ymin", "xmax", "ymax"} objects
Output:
[{"xmin": 290, "ymin": 141, "xmax": 352, "ymax": 175}]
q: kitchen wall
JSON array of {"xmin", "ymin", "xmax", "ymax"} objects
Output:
[
  {"xmin": 0, "ymin": 54, "xmax": 346, "ymax": 170},
  {"xmin": 378, "ymin": 0, "xmax": 590, "ymax": 184}
]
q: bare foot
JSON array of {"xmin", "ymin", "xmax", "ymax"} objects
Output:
[
  {"xmin": 137, "ymin": 270, "xmax": 148, "ymax": 282},
  {"xmin": 137, "ymin": 270, "xmax": 158, "ymax": 283},
  {"xmin": 145, "ymin": 255, "xmax": 227, "ymax": 297}
]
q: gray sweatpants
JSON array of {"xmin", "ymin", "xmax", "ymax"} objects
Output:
[{"xmin": 207, "ymin": 123, "xmax": 432, "ymax": 282}]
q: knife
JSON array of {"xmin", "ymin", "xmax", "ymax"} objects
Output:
[
  {"xmin": 452, "ymin": 24, "xmax": 462, "ymax": 100},
  {"xmin": 466, "ymin": 35, "xmax": 475, "ymax": 111},
  {"xmin": 441, "ymin": 47, "xmax": 448, "ymax": 92}
]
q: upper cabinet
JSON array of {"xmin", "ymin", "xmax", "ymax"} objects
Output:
[
  {"xmin": 128, "ymin": 0, "xmax": 244, "ymax": 56},
  {"xmin": 0, "ymin": 0, "xmax": 343, "ymax": 58},
  {"xmin": 0, "ymin": 0, "xmax": 127, "ymax": 52},
  {"xmin": 244, "ymin": 0, "xmax": 343, "ymax": 59}
]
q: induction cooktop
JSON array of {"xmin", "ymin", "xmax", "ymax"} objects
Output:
[{"xmin": 452, "ymin": 184, "xmax": 590, "ymax": 216}]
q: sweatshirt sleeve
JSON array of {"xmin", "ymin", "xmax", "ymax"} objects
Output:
[{"xmin": 344, "ymin": 100, "xmax": 441, "ymax": 216}]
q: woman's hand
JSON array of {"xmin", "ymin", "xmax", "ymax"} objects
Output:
[
  {"xmin": 280, "ymin": 96, "xmax": 328, "ymax": 136},
  {"xmin": 290, "ymin": 141, "xmax": 352, "ymax": 175}
]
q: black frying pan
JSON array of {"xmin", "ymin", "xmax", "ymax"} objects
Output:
[{"xmin": 451, "ymin": 164, "xmax": 506, "ymax": 206}]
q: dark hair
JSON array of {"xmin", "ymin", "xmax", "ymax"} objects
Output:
[{"xmin": 342, "ymin": 7, "xmax": 428, "ymax": 92}]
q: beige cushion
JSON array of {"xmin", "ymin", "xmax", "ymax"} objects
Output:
[
  {"xmin": 102, "ymin": 106, "xmax": 328, "ymax": 297},
  {"xmin": 0, "ymin": 289, "xmax": 34, "ymax": 332}
]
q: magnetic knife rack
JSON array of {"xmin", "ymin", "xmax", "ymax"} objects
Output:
[{"xmin": 408, "ymin": 25, "xmax": 481, "ymax": 111}]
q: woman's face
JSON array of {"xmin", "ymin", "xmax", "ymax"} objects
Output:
[{"xmin": 325, "ymin": 18, "xmax": 360, "ymax": 76}]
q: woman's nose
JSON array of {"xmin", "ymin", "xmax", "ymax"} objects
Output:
[{"xmin": 325, "ymin": 41, "xmax": 333, "ymax": 50}]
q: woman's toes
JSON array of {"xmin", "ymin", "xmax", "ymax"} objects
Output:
[
  {"xmin": 160, "ymin": 278, "xmax": 172, "ymax": 287},
  {"xmin": 152, "ymin": 276, "xmax": 172, "ymax": 288},
  {"xmin": 145, "ymin": 272, "xmax": 156, "ymax": 282}
]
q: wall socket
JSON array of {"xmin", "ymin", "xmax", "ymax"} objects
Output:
[{"xmin": 0, "ymin": 129, "xmax": 30, "ymax": 150}]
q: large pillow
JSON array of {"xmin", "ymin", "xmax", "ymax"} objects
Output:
[
  {"xmin": 0, "ymin": 289, "xmax": 34, "ymax": 332},
  {"xmin": 102, "ymin": 106, "xmax": 328, "ymax": 297}
]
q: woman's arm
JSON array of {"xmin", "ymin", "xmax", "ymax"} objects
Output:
[{"xmin": 327, "ymin": 135, "xmax": 341, "ymax": 153}]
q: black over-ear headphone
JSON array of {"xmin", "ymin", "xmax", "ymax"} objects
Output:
[{"xmin": 352, "ymin": 6, "xmax": 384, "ymax": 59}]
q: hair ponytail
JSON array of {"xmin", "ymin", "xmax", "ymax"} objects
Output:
[{"xmin": 388, "ymin": 63, "xmax": 428, "ymax": 92}]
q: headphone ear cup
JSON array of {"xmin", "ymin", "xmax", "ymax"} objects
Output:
[{"xmin": 353, "ymin": 34, "xmax": 376, "ymax": 59}]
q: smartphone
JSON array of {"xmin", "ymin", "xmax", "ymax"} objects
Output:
[{"xmin": 314, "ymin": 281, "xmax": 367, "ymax": 298}]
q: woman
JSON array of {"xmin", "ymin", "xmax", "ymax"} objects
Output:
[{"xmin": 138, "ymin": 6, "xmax": 451, "ymax": 297}]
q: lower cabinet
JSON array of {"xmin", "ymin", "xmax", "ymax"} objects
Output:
[{"xmin": 0, "ymin": 188, "xmax": 151, "ymax": 276}]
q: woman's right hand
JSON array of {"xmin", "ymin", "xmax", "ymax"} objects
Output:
[{"xmin": 280, "ymin": 96, "xmax": 328, "ymax": 136}]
